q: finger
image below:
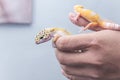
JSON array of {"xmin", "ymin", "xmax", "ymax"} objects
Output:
[
  {"xmin": 62, "ymin": 69, "xmax": 98, "ymax": 80},
  {"xmin": 55, "ymin": 49, "xmax": 102, "ymax": 66},
  {"xmin": 61, "ymin": 69, "xmax": 72, "ymax": 79},
  {"xmin": 61, "ymin": 65, "xmax": 100, "ymax": 79},
  {"xmin": 55, "ymin": 33, "xmax": 96, "ymax": 51}
]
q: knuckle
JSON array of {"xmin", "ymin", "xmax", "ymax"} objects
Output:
[
  {"xmin": 56, "ymin": 37, "xmax": 68, "ymax": 50},
  {"xmin": 89, "ymin": 37, "xmax": 103, "ymax": 50},
  {"xmin": 90, "ymin": 37, "xmax": 100, "ymax": 46},
  {"xmin": 56, "ymin": 53, "xmax": 67, "ymax": 65},
  {"xmin": 92, "ymin": 56, "xmax": 104, "ymax": 66},
  {"xmin": 91, "ymin": 33, "xmax": 105, "ymax": 47},
  {"xmin": 62, "ymin": 66, "xmax": 71, "ymax": 75},
  {"xmin": 61, "ymin": 69, "xmax": 72, "ymax": 79}
]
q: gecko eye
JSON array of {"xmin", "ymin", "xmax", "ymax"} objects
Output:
[{"xmin": 40, "ymin": 36, "xmax": 44, "ymax": 39}]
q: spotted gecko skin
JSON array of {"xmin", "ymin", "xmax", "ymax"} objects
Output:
[{"xmin": 35, "ymin": 27, "xmax": 70, "ymax": 44}]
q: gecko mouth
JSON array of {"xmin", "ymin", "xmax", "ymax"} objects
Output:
[{"xmin": 35, "ymin": 36, "xmax": 52, "ymax": 44}]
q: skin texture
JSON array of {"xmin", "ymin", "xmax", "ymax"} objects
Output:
[{"xmin": 54, "ymin": 13, "xmax": 120, "ymax": 80}]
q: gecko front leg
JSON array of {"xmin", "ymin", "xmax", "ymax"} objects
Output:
[{"xmin": 83, "ymin": 22, "xmax": 98, "ymax": 30}]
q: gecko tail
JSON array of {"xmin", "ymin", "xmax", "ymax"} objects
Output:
[{"xmin": 102, "ymin": 22, "xmax": 120, "ymax": 31}]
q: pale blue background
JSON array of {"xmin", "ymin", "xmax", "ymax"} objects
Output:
[{"xmin": 0, "ymin": 0, "xmax": 120, "ymax": 80}]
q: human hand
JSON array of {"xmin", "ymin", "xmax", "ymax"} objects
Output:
[
  {"xmin": 54, "ymin": 13, "xmax": 120, "ymax": 80},
  {"xmin": 55, "ymin": 30, "xmax": 120, "ymax": 80}
]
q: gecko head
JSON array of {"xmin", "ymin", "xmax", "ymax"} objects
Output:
[
  {"xmin": 35, "ymin": 28, "xmax": 52, "ymax": 44},
  {"xmin": 74, "ymin": 5, "xmax": 84, "ymax": 13}
]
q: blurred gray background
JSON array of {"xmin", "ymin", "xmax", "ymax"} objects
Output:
[{"xmin": 0, "ymin": 0, "xmax": 120, "ymax": 80}]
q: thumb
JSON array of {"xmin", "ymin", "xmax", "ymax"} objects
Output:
[{"xmin": 55, "ymin": 33, "xmax": 95, "ymax": 51}]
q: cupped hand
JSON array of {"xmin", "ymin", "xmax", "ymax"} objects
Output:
[
  {"xmin": 54, "ymin": 12, "xmax": 120, "ymax": 80},
  {"xmin": 55, "ymin": 30, "xmax": 120, "ymax": 80}
]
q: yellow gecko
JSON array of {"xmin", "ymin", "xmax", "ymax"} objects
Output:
[
  {"xmin": 35, "ymin": 27, "xmax": 70, "ymax": 44},
  {"xmin": 74, "ymin": 5, "xmax": 120, "ymax": 30}
]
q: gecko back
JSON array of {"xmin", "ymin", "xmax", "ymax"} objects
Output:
[{"xmin": 74, "ymin": 5, "xmax": 101, "ymax": 23}]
